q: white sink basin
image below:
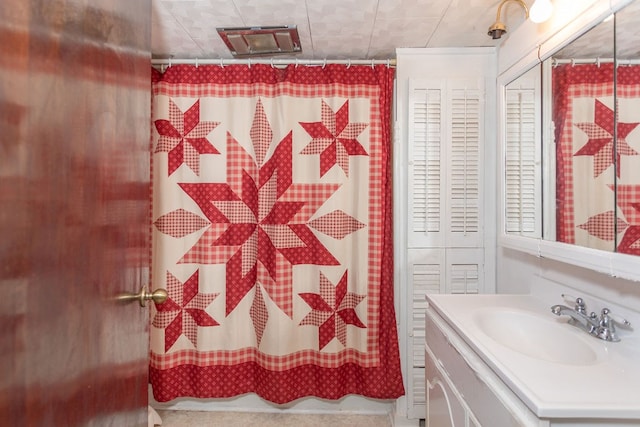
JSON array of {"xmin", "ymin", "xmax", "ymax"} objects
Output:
[
  {"xmin": 473, "ymin": 308, "xmax": 600, "ymax": 365},
  {"xmin": 426, "ymin": 293, "xmax": 640, "ymax": 419}
]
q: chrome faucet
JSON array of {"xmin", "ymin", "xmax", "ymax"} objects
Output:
[
  {"xmin": 550, "ymin": 303, "xmax": 598, "ymax": 334},
  {"xmin": 551, "ymin": 296, "xmax": 632, "ymax": 342}
]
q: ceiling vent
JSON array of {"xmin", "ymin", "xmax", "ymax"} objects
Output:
[{"xmin": 216, "ymin": 25, "xmax": 302, "ymax": 57}]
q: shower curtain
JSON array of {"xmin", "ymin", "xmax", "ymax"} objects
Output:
[
  {"xmin": 553, "ymin": 63, "xmax": 640, "ymax": 254},
  {"xmin": 149, "ymin": 63, "xmax": 404, "ymax": 403}
]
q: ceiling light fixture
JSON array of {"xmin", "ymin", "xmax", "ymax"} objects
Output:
[
  {"xmin": 487, "ymin": 0, "xmax": 553, "ymax": 40},
  {"xmin": 217, "ymin": 25, "xmax": 302, "ymax": 57}
]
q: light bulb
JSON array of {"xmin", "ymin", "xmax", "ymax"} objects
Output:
[{"xmin": 529, "ymin": 0, "xmax": 553, "ymax": 23}]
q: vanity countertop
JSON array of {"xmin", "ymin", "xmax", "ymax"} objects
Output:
[{"xmin": 426, "ymin": 293, "xmax": 640, "ymax": 419}]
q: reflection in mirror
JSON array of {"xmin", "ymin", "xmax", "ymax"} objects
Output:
[
  {"xmin": 613, "ymin": 3, "xmax": 640, "ymax": 256},
  {"xmin": 504, "ymin": 65, "xmax": 542, "ymax": 238},
  {"xmin": 547, "ymin": 14, "xmax": 616, "ymax": 252}
]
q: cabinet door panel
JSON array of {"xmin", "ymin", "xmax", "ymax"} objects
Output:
[
  {"xmin": 427, "ymin": 308, "xmax": 529, "ymax": 426},
  {"xmin": 425, "ymin": 346, "xmax": 466, "ymax": 427}
]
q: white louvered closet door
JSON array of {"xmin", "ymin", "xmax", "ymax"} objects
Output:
[
  {"xmin": 405, "ymin": 77, "xmax": 486, "ymax": 419},
  {"xmin": 408, "ymin": 79, "xmax": 484, "ymax": 249}
]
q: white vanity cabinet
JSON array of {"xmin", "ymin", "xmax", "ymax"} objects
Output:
[
  {"xmin": 425, "ymin": 305, "xmax": 539, "ymax": 427},
  {"xmin": 425, "ymin": 292, "xmax": 640, "ymax": 427}
]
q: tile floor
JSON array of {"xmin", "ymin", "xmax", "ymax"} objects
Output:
[{"xmin": 154, "ymin": 409, "xmax": 393, "ymax": 427}]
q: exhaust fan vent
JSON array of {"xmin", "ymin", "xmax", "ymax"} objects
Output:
[{"xmin": 217, "ymin": 25, "xmax": 302, "ymax": 57}]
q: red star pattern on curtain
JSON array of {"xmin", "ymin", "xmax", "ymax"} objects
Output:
[
  {"xmin": 154, "ymin": 99, "xmax": 220, "ymax": 175},
  {"xmin": 573, "ymin": 98, "xmax": 640, "ymax": 249},
  {"xmin": 611, "ymin": 184, "xmax": 640, "ymax": 254},
  {"xmin": 577, "ymin": 210, "xmax": 628, "ymax": 241},
  {"xmin": 574, "ymin": 99, "xmax": 639, "ymax": 178},
  {"xmin": 299, "ymin": 271, "xmax": 366, "ymax": 350},
  {"xmin": 152, "ymin": 270, "xmax": 219, "ymax": 351},
  {"xmin": 154, "ymin": 99, "xmax": 370, "ymax": 344},
  {"xmin": 300, "ymin": 100, "xmax": 369, "ymax": 177}
]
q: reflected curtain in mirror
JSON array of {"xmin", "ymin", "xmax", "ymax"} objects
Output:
[{"xmin": 552, "ymin": 62, "xmax": 640, "ymax": 254}]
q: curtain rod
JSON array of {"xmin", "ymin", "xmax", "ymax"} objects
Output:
[
  {"xmin": 151, "ymin": 58, "xmax": 396, "ymax": 69},
  {"xmin": 552, "ymin": 58, "xmax": 640, "ymax": 66}
]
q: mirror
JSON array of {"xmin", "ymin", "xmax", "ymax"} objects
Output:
[
  {"xmin": 612, "ymin": 3, "xmax": 640, "ymax": 256},
  {"xmin": 503, "ymin": 1, "xmax": 640, "ymax": 258},
  {"xmin": 546, "ymin": 12, "xmax": 616, "ymax": 252}
]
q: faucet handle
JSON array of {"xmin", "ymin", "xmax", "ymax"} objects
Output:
[
  {"xmin": 600, "ymin": 308, "xmax": 632, "ymax": 328},
  {"xmin": 596, "ymin": 308, "xmax": 632, "ymax": 342},
  {"xmin": 561, "ymin": 294, "xmax": 587, "ymax": 314}
]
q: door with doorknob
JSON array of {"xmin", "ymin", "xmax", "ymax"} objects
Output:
[{"xmin": 0, "ymin": 0, "xmax": 155, "ymax": 425}]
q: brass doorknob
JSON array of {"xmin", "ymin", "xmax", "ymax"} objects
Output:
[{"xmin": 117, "ymin": 286, "xmax": 168, "ymax": 307}]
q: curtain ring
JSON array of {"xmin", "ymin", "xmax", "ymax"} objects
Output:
[
  {"xmin": 195, "ymin": 58, "xmax": 199, "ymax": 68},
  {"xmin": 271, "ymin": 58, "xmax": 275, "ymax": 68},
  {"xmin": 347, "ymin": 59, "xmax": 351, "ymax": 69},
  {"xmin": 168, "ymin": 58, "xmax": 172, "ymax": 68},
  {"xmin": 371, "ymin": 60, "xmax": 375, "ymax": 69},
  {"xmin": 295, "ymin": 58, "xmax": 299, "ymax": 68},
  {"xmin": 219, "ymin": 58, "xmax": 224, "ymax": 68},
  {"xmin": 597, "ymin": 57, "xmax": 601, "ymax": 67},
  {"xmin": 322, "ymin": 59, "xmax": 326, "ymax": 69},
  {"xmin": 386, "ymin": 59, "xmax": 390, "ymax": 68},
  {"xmin": 248, "ymin": 58, "xmax": 251, "ymax": 68},
  {"xmin": 571, "ymin": 58, "xmax": 575, "ymax": 67}
]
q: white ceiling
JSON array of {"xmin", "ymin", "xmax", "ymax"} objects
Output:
[{"xmin": 151, "ymin": 0, "xmax": 530, "ymax": 60}]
